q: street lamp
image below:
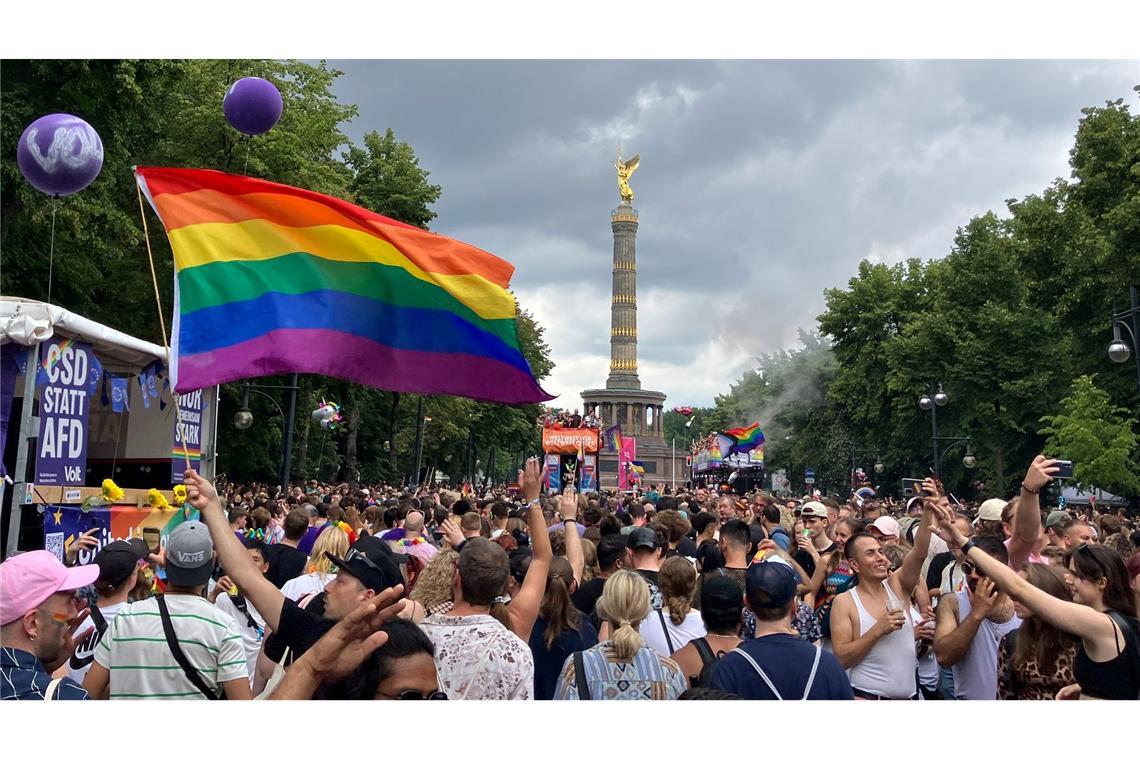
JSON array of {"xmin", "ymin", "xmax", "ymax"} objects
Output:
[
  {"xmin": 230, "ymin": 376, "xmax": 300, "ymax": 489},
  {"xmin": 849, "ymin": 445, "xmax": 884, "ymax": 487},
  {"xmin": 937, "ymin": 436, "xmax": 976, "ymax": 475},
  {"xmin": 919, "ymin": 383, "xmax": 949, "ymax": 477},
  {"xmin": 1108, "ymin": 286, "xmax": 1140, "ymax": 390}
]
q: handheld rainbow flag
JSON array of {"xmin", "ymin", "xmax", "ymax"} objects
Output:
[
  {"xmin": 134, "ymin": 167, "xmax": 554, "ymax": 405},
  {"xmin": 722, "ymin": 422, "xmax": 765, "ymax": 454}
]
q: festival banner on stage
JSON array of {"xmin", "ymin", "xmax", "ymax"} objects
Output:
[
  {"xmin": 541, "ymin": 427, "xmax": 600, "ymax": 455},
  {"xmin": 36, "ymin": 337, "xmax": 102, "ymax": 485},
  {"xmin": 545, "ymin": 454, "xmax": 562, "ymax": 494},
  {"xmin": 581, "ymin": 454, "xmax": 597, "ymax": 493},
  {"xmin": 617, "ymin": 437, "xmax": 637, "ymax": 491},
  {"xmin": 171, "ymin": 389, "xmax": 205, "ymax": 483},
  {"xmin": 42, "ymin": 503, "xmax": 201, "ymax": 567}
]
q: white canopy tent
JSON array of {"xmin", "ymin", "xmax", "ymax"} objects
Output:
[{"xmin": 1, "ymin": 297, "xmax": 218, "ymax": 556}]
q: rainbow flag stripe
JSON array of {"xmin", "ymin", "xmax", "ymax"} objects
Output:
[
  {"xmin": 723, "ymin": 422, "xmax": 765, "ymax": 453},
  {"xmin": 135, "ymin": 167, "xmax": 553, "ymax": 404}
]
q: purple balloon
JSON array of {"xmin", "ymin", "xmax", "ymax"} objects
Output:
[
  {"xmin": 16, "ymin": 113, "xmax": 104, "ymax": 197},
  {"xmin": 223, "ymin": 77, "xmax": 283, "ymax": 136}
]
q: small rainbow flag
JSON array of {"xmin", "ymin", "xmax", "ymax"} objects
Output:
[
  {"xmin": 134, "ymin": 167, "xmax": 553, "ymax": 405},
  {"xmin": 723, "ymin": 422, "xmax": 765, "ymax": 454}
]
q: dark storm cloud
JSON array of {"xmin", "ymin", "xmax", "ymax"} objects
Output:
[{"xmin": 327, "ymin": 59, "xmax": 1137, "ymax": 405}]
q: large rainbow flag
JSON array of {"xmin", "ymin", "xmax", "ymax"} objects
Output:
[
  {"xmin": 723, "ymin": 422, "xmax": 765, "ymax": 454},
  {"xmin": 134, "ymin": 167, "xmax": 553, "ymax": 404}
]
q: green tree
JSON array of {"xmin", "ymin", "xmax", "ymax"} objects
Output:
[
  {"xmin": 345, "ymin": 128, "xmax": 442, "ymax": 229},
  {"xmin": 1040, "ymin": 375, "xmax": 1140, "ymax": 497}
]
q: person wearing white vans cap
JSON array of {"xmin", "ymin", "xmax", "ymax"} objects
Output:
[{"xmin": 83, "ymin": 521, "xmax": 252, "ymax": 700}]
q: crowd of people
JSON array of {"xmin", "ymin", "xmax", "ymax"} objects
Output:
[
  {"xmin": 2, "ymin": 455, "xmax": 1138, "ymax": 701},
  {"xmin": 540, "ymin": 407, "xmax": 599, "ymax": 429}
]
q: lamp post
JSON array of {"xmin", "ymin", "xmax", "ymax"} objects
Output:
[
  {"xmin": 410, "ymin": 396, "xmax": 432, "ymax": 488},
  {"xmin": 918, "ymin": 383, "xmax": 950, "ymax": 478},
  {"xmin": 232, "ymin": 374, "xmax": 300, "ymax": 490},
  {"xmin": 1107, "ymin": 285, "xmax": 1140, "ymax": 391},
  {"xmin": 936, "ymin": 436, "xmax": 977, "ymax": 476}
]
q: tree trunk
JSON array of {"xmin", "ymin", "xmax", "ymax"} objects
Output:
[
  {"xmin": 993, "ymin": 399, "xmax": 1005, "ymax": 494},
  {"xmin": 295, "ymin": 384, "xmax": 312, "ymax": 479},
  {"xmin": 343, "ymin": 389, "xmax": 362, "ymax": 485},
  {"xmin": 387, "ymin": 392, "xmax": 401, "ymax": 480}
]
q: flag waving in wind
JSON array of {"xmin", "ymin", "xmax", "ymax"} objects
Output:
[{"xmin": 134, "ymin": 166, "xmax": 553, "ymax": 405}]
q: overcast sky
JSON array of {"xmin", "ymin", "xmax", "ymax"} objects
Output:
[{"xmin": 327, "ymin": 60, "xmax": 1138, "ymax": 408}]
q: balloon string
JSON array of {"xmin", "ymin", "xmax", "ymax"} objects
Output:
[
  {"xmin": 135, "ymin": 179, "xmax": 190, "ymax": 469},
  {"xmin": 46, "ymin": 197, "xmax": 58, "ymax": 304},
  {"xmin": 243, "ymin": 136, "xmax": 251, "ymax": 176}
]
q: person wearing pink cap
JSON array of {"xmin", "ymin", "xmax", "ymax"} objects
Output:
[
  {"xmin": 1, "ymin": 550, "xmax": 98, "ymax": 700},
  {"xmin": 868, "ymin": 516, "xmax": 901, "ymax": 546}
]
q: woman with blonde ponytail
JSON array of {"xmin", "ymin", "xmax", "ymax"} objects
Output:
[{"xmin": 553, "ymin": 570, "xmax": 687, "ymax": 700}]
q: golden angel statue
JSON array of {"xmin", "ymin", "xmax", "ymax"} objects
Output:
[{"xmin": 615, "ymin": 149, "xmax": 640, "ymax": 204}]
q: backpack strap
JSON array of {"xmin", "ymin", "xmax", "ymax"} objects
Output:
[
  {"xmin": 732, "ymin": 647, "xmax": 783, "ymax": 700},
  {"xmin": 231, "ymin": 593, "xmax": 260, "ymax": 630},
  {"xmin": 656, "ymin": 608, "xmax": 676, "ymax": 655},
  {"xmin": 157, "ymin": 596, "xmax": 221, "ymax": 700},
  {"xmin": 802, "ymin": 645, "xmax": 822, "ymax": 699},
  {"xmin": 573, "ymin": 650, "xmax": 591, "ymax": 701},
  {"xmin": 693, "ymin": 637, "xmax": 716, "ymax": 667},
  {"xmin": 44, "ymin": 677, "xmax": 63, "ymax": 701}
]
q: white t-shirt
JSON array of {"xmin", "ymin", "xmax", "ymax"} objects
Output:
[
  {"xmin": 94, "ymin": 594, "xmax": 247, "ymax": 699},
  {"xmin": 281, "ymin": 571, "xmax": 333, "ymax": 602},
  {"xmin": 640, "ymin": 608, "xmax": 706, "ymax": 659},
  {"xmin": 67, "ymin": 601, "xmax": 128, "ymax": 684},
  {"xmin": 214, "ymin": 592, "xmax": 266, "ymax": 683}
]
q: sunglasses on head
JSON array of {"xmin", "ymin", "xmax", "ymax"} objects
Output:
[
  {"xmin": 342, "ymin": 547, "xmax": 388, "ymax": 575},
  {"xmin": 1074, "ymin": 543, "xmax": 1108, "ymax": 579},
  {"xmin": 962, "ymin": 561, "xmax": 985, "ymax": 578}
]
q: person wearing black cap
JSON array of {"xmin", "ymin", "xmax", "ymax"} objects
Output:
[
  {"xmin": 710, "ymin": 559, "xmax": 852, "ymax": 699},
  {"xmin": 183, "ymin": 470, "xmax": 405, "ymax": 698},
  {"xmin": 65, "ymin": 539, "xmax": 149, "ymax": 684},
  {"xmin": 626, "ymin": 525, "xmax": 667, "ymax": 612}
]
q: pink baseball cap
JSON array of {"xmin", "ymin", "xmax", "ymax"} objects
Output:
[
  {"xmin": 869, "ymin": 516, "xmax": 901, "ymax": 538},
  {"xmin": 0, "ymin": 550, "xmax": 99, "ymax": 625}
]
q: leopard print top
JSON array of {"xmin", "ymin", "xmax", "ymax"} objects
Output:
[{"xmin": 997, "ymin": 633, "xmax": 1077, "ymax": 700}]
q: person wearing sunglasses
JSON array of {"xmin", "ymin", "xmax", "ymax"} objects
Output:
[
  {"xmin": 931, "ymin": 501, "xmax": 1140, "ymax": 700},
  {"xmin": 932, "ymin": 536, "xmax": 1021, "ymax": 700}
]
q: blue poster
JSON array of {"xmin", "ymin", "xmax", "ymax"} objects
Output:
[
  {"xmin": 545, "ymin": 453, "xmax": 561, "ymax": 495},
  {"xmin": 35, "ymin": 337, "xmax": 101, "ymax": 485}
]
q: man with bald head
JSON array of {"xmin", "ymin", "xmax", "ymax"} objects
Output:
[{"xmin": 395, "ymin": 510, "xmax": 438, "ymax": 565}]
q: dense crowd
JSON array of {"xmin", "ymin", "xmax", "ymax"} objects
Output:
[{"xmin": 2, "ymin": 455, "xmax": 1138, "ymax": 700}]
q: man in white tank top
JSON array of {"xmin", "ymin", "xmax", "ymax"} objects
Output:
[
  {"xmin": 829, "ymin": 481, "xmax": 936, "ymax": 699},
  {"xmin": 933, "ymin": 535, "xmax": 1021, "ymax": 699}
]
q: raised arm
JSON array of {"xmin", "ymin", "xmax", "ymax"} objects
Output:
[
  {"xmin": 507, "ymin": 458, "xmax": 550, "ymax": 642},
  {"xmin": 895, "ymin": 481, "xmax": 935, "ymax": 597},
  {"xmin": 184, "ymin": 469, "xmax": 285, "ymax": 631},
  {"xmin": 559, "ymin": 487, "xmax": 585, "ymax": 585},
  {"xmin": 1007, "ymin": 456, "xmax": 1054, "ymax": 569},
  {"xmin": 931, "ymin": 503, "xmax": 1118, "ymax": 645}
]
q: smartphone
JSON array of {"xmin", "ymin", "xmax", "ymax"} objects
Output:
[
  {"xmin": 1054, "ymin": 460, "xmax": 1074, "ymax": 479},
  {"xmin": 143, "ymin": 527, "xmax": 162, "ymax": 554},
  {"xmin": 901, "ymin": 478, "xmax": 925, "ymax": 495}
]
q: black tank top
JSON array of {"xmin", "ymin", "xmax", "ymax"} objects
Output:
[{"xmin": 1072, "ymin": 613, "xmax": 1140, "ymax": 700}]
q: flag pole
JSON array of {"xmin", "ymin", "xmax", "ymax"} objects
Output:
[
  {"xmin": 136, "ymin": 176, "xmax": 190, "ymax": 470},
  {"xmin": 671, "ymin": 437, "xmax": 675, "ymax": 492}
]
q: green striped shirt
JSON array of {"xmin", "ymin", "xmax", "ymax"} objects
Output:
[{"xmin": 94, "ymin": 595, "xmax": 248, "ymax": 699}]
